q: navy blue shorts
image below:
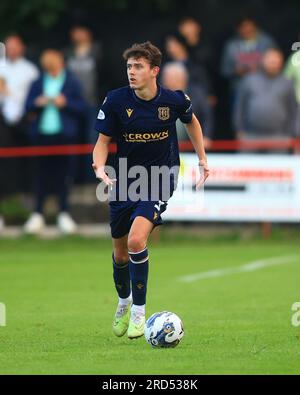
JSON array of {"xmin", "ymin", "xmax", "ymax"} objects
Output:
[{"xmin": 109, "ymin": 199, "xmax": 168, "ymax": 239}]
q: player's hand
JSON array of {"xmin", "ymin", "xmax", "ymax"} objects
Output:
[
  {"xmin": 196, "ymin": 159, "xmax": 209, "ymax": 189},
  {"xmin": 92, "ymin": 163, "xmax": 117, "ymax": 187}
]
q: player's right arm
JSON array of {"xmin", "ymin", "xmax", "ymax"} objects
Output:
[
  {"xmin": 92, "ymin": 93, "xmax": 117, "ymax": 186},
  {"xmin": 92, "ymin": 134, "xmax": 116, "ymax": 186}
]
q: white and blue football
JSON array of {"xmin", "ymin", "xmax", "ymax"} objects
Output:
[{"xmin": 144, "ymin": 311, "xmax": 184, "ymax": 348}]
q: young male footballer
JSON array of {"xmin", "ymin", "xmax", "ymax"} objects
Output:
[{"xmin": 93, "ymin": 42, "xmax": 209, "ymax": 339}]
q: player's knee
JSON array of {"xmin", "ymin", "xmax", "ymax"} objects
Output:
[
  {"xmin": 113, "ymin": 252, "xmax": 129, "ymax": 265},
  {"xmin": 127, "ymin": 236, "xmax": 145, "ymax": 253}
]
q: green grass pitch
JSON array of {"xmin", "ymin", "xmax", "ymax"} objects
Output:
[{"xmin": 0, "ymin": 232, "xmax": 299, "ymax": 375}]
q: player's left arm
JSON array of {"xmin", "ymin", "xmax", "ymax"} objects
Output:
[{"xmin": 184, "ymin": 113, "xmax": 210, "ymax": 188}]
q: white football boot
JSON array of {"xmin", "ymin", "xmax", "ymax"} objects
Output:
[{"xmin": 127, "ymin": 308, "xmax": 146, "ymax": 339}]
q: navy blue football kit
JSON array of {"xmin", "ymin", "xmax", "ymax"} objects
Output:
[{"xmin": 95, "ymin": 84, "xmax": 193, "ymax": 238}]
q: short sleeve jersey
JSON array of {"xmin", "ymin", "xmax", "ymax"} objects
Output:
[
  {"xmin": 94, "ymin": 85, "xmax": 193, "ymax": 177},
  {"xmin": 95, "ymin": 85, "xmax": 193, "ymax": 201}
]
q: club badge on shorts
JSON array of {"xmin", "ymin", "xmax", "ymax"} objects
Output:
[{"xmin": 158, "ymin": 107, "xmax": 170, "ymax": 121}]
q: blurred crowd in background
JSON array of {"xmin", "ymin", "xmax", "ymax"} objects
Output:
[{"xmin": 1, "ymin": 14, "xmax": 300, "ymax": 233}]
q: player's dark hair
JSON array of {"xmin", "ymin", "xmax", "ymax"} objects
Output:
[{"xmin": 123, "ymin": 41, "xmax": 162, "ymax": 68}]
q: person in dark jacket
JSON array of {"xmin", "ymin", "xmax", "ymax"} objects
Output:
[
  {"xmin": 65, "ymin": 25, "xmax": 104, "ymax": 182},
  {"xmin": 24, "ymin": 49, "xmax": 86, "ymax": 234},
  {"xmin": 164, "ymin": 32, "xmax": 212, "ymax": 95}
]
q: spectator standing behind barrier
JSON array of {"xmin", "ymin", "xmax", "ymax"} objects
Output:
[
  {"xmin": 284, "ymin": 46, "xmax": 300, "ymax": 145},
  {"xmin": 161, "ymin": 62, "xmax": 213, "ymax": 150},
  {"xmin": 221, "ymin": 16, "xmax": 276, "ymax": 98},
  {"xmin": 164, "ymin": 33, "xmax": 212, "ymax": 95},
  {"xmin": 24, "ymin": 50, "xmax": 86, "ymax": 235},
  {"xmin": 66, "ymin": 26, "xmax": 102, "ymax": 106},
  {"xmin": 234, "ymin": 49, "xmax": 298, "ymax": 151},
  {"xmin": 0, "ymin": 35, "xmax": 39, "ymax": 127},
  {"xmin": 66, "ymin": 26, "xmax": 103, "ymax": 181},
  {"xmin": 178, "ymin": 17, "xmax": 212, "ymax": 70},
  {"xmin": 0, "ymin": 35, "xmax": 39, "ymax": 217},
  {"xmin": 178, "ymin": 17, "xmax": 217, "ymax": 106}
]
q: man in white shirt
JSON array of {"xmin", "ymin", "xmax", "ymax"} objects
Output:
[
  {"xmin": 0, "ymin": 35, "xmax": 39, "ymax": 125},
  {"xmin": 0, "ymin": 35, "xmax": 39, "ymax": 229}
]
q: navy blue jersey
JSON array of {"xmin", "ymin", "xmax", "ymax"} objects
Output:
[{"xmin": 94, "ymin": 84, "xmax": 193, "ymax": 200}]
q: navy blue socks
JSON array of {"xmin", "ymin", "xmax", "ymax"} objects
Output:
[
  {"xmin": 112, "ymin": 254, "xmax": 131, "ymax": 300},
  {"xmin": 128, "ymin": 247, "xmax": 149, "ymax": 306}
]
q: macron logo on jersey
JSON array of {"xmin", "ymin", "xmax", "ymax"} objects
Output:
[
  {"xmin": 97, "ymin": 110, "xmax": 105, "ymax": 120},
  {"xmin": 126, "ymin": 108, "xmax": 134, "ymax": 118}
]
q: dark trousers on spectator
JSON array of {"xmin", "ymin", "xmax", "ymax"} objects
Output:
[
  {"xmin": 34, "ymin": 134, "xmax": 77, "ymax": 214},
  {"xmin": 76, "ymin": 105, "xmax": 98, "ymax": 183},
  {"xmin": 0, "ymin": 114, "xmax": 31, "ymax": 196}
]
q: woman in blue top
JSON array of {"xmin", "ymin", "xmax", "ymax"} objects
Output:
[{"xmin": 24, "ymin": 49, "xmax": 86, "ymax": 234}]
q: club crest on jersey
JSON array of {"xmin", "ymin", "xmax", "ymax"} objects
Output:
[
  {"xmin": 158, "ymin": 107, "xmax": 170, "ymax": 121},
  {"xmin": 126, "ymin": 108, "xmax": 134, "ymax": 118}
]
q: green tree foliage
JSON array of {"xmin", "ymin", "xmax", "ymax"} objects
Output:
[
  {"xmin": 0, "ymin": 0, "xmax": 66, "ymax": 36},
  {"xmin": 0, "ymin": 0, "xmax": 174, "ymax": 37}
]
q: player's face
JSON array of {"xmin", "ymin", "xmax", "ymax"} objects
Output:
[{"xmin": 127, "ymin": 57, "xmax": 159, "ymax": 90}]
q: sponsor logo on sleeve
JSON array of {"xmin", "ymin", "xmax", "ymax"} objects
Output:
[{"xmin": 97, "ymin": 110, "xmax": 105, "ymax": 120}]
